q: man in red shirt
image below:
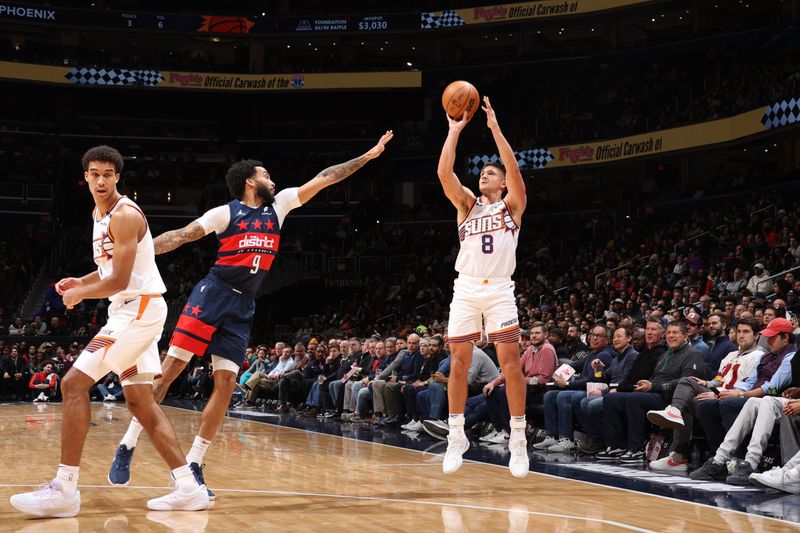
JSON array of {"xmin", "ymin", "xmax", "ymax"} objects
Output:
[
  {"xmin": 481, "ymin": 322, "xmax": 557, "ymax": 444},
  {"xmin": 29, "ymin": 362, "xmax": 59, "ymax": 402}
]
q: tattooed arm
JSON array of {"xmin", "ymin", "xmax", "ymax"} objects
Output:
[
  {"xmin": 298, "ymin": 130, "xmax": 393, "ymax": 205},
  {"xmin": 153, "ymin": 221, "xmax": 207, "ymax": 255}
]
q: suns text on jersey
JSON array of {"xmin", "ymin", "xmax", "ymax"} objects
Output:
[{"xmin": 462, "ymin": 213, "xmax": 506, "ymax": 238}]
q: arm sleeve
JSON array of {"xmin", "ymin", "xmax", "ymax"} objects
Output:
[
  {"xmin": 195, "ymin": 205, "xmax": 230, "ymax": 235},
  {"xmin": 274, "ymin": 187, "xmax": 302, "ymax": 226}
]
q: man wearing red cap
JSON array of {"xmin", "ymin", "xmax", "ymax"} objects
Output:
[{"xmin": 690, "ymin": 317, "xmax": 797, "ymax": 485}]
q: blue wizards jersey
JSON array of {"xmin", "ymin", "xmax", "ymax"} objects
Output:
[{"xmin": 205, "ymin": 188, "xmax": 301, "ymax": 295}]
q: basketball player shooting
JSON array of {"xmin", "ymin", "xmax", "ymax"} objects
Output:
[
  {"xmin": 108, "ymin": 131, "xmax": 393, "ymax": 498},
  {"xmin": 437, "ymin": 96, "xmax": 529, "ymax": 477},
  {"xmin": 10, "ymin": 146, "xmax": 209, "ymax": 518}
]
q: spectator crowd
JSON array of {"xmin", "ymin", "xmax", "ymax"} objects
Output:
[{"xmin": 3, "ymin": 177, "xmax": 800, "ymax": 494}]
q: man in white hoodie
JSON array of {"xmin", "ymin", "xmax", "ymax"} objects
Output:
[{"xmin": 647, "ymin": 316, "xmax": 763, "ymax": 472}]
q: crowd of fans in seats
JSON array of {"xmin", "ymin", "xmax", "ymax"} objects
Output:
[{"xmin": 4, "ymin": 171, "xmax": 800, "ymax": 491}]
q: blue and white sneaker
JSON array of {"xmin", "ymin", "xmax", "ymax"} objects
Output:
[
  {"xmin": 189, "ymin": 462, "xmax": 216, "ymax": 501},
  {"xmin": 108, "ymin": 444, "xmax": 135, "ymax": 485}
]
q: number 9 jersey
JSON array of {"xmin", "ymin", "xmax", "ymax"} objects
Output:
[
  {"xmin": 197, "ymin": 188, "xmax": 302, "ymax": 296},
  {"xmin": 455, "ymin": 198, "xmax": 519, "ymax": 279}
]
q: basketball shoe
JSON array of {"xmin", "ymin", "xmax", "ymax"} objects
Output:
[{"xmin": 10, "ymin": 480, "xmax": 80, "ymax": 518}]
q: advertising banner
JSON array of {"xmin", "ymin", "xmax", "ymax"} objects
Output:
[
  {"xmin": 468, "ymin": 99, "xmax": 799, "ymax": 173},
  {"xmin": 420, "ymin": 0, "xmax": 651, "ymax": 29},
  {"xmin": 0, "ymin": 61, "xmax": 421, "ymax": 91}
]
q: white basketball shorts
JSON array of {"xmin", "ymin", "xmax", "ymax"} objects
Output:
[
  {"xmin": 73, "ymin": 294, "xmax": 166, "ymax": 386},
  {"xmin": 447, "ymin": 274, "xmax": 520, "ymax": 344}
]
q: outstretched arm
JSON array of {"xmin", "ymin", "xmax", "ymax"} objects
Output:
[
  {"xmin": 298, "ymin": 131, "xmax": 393, "ymax": 205},
  {"xmin": 153, "ymin": 221, "xmax": 207, "ymax": 255},
  {"xmin": 437, "ymin": 113, "xmax": 475, "ymax": 217},
  {"xmin": 483, "ymin": 96, "xmax": 526, "ymax": 220}
]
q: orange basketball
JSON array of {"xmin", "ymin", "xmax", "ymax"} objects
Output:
[{"xmin": 442, "ymin": 81, "xmax": 480, "ymax": 120}]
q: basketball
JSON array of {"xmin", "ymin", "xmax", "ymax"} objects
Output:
[{"xmin": 441, "ymin": 80, "xmax": 480, "ymax": 120}]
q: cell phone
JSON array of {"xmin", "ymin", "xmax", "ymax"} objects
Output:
[{"xmin": 709, "ymin": 387, "xmax": 720, "ymax": 394}]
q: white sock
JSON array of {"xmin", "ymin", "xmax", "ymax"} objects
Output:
[
  {"xmin": 448, "ymin": 414, "xmax": 465, "ymax": 436},
  {"xmin": 186, "ymin": 435, "xmax": 211, "ymax": 465},
  {"xmin": 56, "ymin": 464, "xmax": 79, "ymax": 497},
  {"xmin": 510, "ymin": 415, "xmax": 526, "ymax": 434},
  {"xmin": 172, "ymin": 464, "xmax": 199, "ymax": 493},
  {"xmin": 120, "ymin": 418, "xmax": 143, "ymax": 449}
]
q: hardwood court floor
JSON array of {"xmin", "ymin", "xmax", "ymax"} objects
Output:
[{"xmin": 0, "ymin": 402, "xmax": 798, "ymax": 532}]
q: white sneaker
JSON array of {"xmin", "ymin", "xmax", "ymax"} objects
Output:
[
  {"xmin": 401, "ymin": 420, "xmax": 416, "ymax": 430},
  {"xmin": 532, "ymin": 435, "xmax": 557, "ymax": 450},
  {"xmin": 649, "ymin": 452, "xmax": 688, "ymax": 474},
  {"xmin": 646, "ymin": 405, "xmax": 684, "ymax": 429},
  {"xmin": 146, "ymin": 485, "xmax": 210, "ymax": 511},
  {"xmin": 10, "ymin": 480, "xmax": 80, "ymax": 518},
  {"xmin": 749, "ymin": 466, "xmax": 800, "ymax": 494},
  {"xmin": 442, "ymin": 429, "xmax": 470, "ymax": 474},
  {"xmin": 547, "ymin": 437, "xmax": 576, "ymax": 453},
  {"xmin": 104, "ymin": 394, "xmax": 116, "ymax": 402},
  {"xmin": 508, "ymin": 434, "xmax": 530, "ymax": 478},
  {"xmin": 479, "ymin": 430, "xmax": 499, "ymax": 443},
  {"xmin": 408, "ymin": 420, "xmax": 424, "ymax": 432},
  {"xmin": 487, "ymin": 430, "xmax": 510, "ymax": 444},
  {"xmin": 33, "ymin": 392, "xmax": 48, "ymax": 403}
]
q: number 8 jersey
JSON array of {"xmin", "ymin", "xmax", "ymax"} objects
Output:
[
  {"xmin": 196, "ymin": 188, "xmax": 302, "ymax": 296},
  {"xmin": 455, "ymin": 198, "xmax": 519, "ymax": 279}
]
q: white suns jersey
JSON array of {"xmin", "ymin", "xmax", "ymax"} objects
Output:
[
  {"xmin": 455, "ymin": 198, "xmax": 519, "ymax": 278},
  {"xmin": 92, "ymin": 196, "xmax": 166, "ymax": 302}
]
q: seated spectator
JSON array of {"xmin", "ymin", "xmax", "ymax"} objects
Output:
[
  {"xmin": 276, "ymin": 342, "xmax": 326, "ymax": 412},
  {"xmin": 548, "ymin": 328, "xmax": 569, "ymax": 361},
  {"xmin": 96, "ymin": 372, "xmax": 124, "ymax": 402},
  {"xmin": 598, "ymin": 320, "xmax": 704, "ymax": 463},
  {"xmin": 401, "ymin": 335, "xmax": 445, "ymax": 431},
  {"xmin": 690, "ymin": 317, "xmax": 798, "ymax": 485},
  {"xmin": 47, "ymin": 316, "xmax": 68, "ymax": 336},
  {"xmin": 646, "ymin": 317, "xmax": 763, "ymax": 472},
  {"xmin": 747, "ymin": 263, "xmax": 771, "ymax": 295},
  {"xmin": 1, "ymin": 346, "xmax": 29, "ymax": 399},
  {"xmin": 241, "ymin": 346, "xmax": 256, "ymax": 372},
  {"xmin": 331, "ymin": 338, "xmax": 371, "ymax": 418},
  {"xmin": 750, "ymin": 391, "xmax": 800, "ymax": 492},
  {"xmin": 704, "ymin": 311, "xmax": 738, "ymax": 371},
  {"xmin": 577, "ymin": 325, "xmax": 640, "ymax": 454},
  {"xmin": 24, "ymin": 315, "xmax": 47, "ymax": 336},
  {"xmin": 242, "ymin": 346, "xmax": 295, "ymax": 406},
  {"xmin": 483, "ymin": 322, "xmax": 557, "ymax": 444},
  {"xmin": 377, "ymin": 334, "xmax": 422, "ymax": 427},
  {"xmin": 564, "ymin": 324, "xmax": 589, "ymax": 362},
  {"xmin": 351, "ymin": 339, "xmax": 406, "ymax": 423},
  {"xmin": 685, "ymin": 312, "xmax": 710, "ymax": 362},
  {"xmin": 422, "ymin": 343, "xmax": 500, "ymax": 439},
  {"xmin": 8, "ymin": 316, "xmax": 25, "ymax": 335},
  {"xmin": 342, "ymin": 339, "xmax": 387, "ymax": 420},
  {"xmin": 238, "ymin": 346, "xmax": 271, "ymax": 387},
  {"xmin": 697, "ymin": 315, "xmax": 799, "ymax": 454},
  {"xmin": 536, "ymin": 324, "xmax": 614, "ymax": 452},
  {"xmin": 300, "ymin": 341, "xmax": 341, "ymax": 418},
  {"xmin": 29, "ymin": 362, "xmax": 59, "ymax": 402}
]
